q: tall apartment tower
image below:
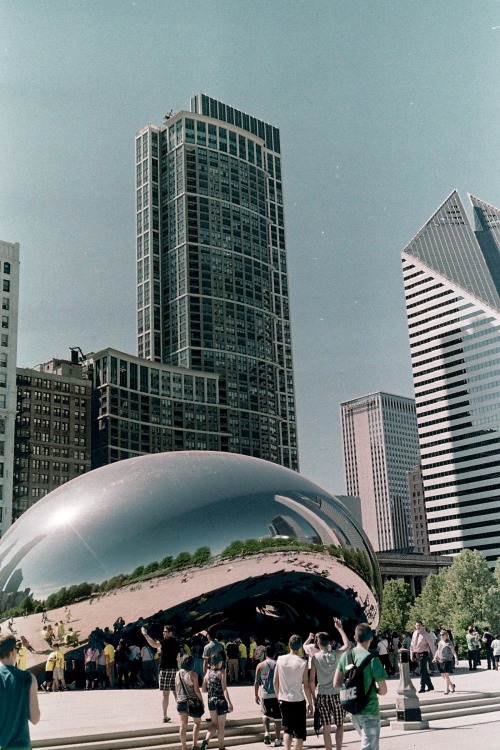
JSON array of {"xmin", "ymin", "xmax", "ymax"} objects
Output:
[
  {"xmin": 341, "ymin": 392, "xmax": 419, "ymax": 551},
  {"xmin": 0, "ymin": 241, "xmax": 19, "ymax": 536},
  {"xmin": 135, "ymin": 94, "xmax": 298, "ymax": 469},
  {"xmin": 402, "ymin": 190, "xmax": 500, "ymax": 567},
  {"xmin": 14, "ymin": 358, "xmax": 92, "ymax": 521}
]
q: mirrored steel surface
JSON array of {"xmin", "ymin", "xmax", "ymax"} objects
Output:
[{"xmin": 0, "ymin": 452, "xmax": 381, "ymax": 629}]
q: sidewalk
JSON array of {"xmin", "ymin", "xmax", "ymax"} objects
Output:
[{"xmin": 31, "ymin": 664, "xmax": 500, "ymax": 747}]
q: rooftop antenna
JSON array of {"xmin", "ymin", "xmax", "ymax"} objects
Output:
[{"xmin": 164, "ymin": 109, "xmax": 175, "ymax": 120}]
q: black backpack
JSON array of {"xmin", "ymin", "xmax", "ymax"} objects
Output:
[{"xmin": 339, "ymin": 650, "xmax": 375, "ymax": 714}]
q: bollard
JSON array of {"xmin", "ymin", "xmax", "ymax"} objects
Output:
[{"xmin": 390, "ymin": 648, "xmax": 429, "ymax": 730}]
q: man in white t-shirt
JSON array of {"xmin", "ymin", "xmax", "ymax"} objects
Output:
[{"xmin": 274, "ymin": 635, "xmax": 313, "ymax": 750}]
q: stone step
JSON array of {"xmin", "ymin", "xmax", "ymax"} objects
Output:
[{"xmin": 33, "ymin": 692, "xmax": 500, "ymax": 750}]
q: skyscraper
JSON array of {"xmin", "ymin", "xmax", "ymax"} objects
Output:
[
  {"xmin": 0, "ymin": 240, "xmax": 19, "ymax": 536},
  {"xmin": 341, "ymin": 392, "xmax": 419, "ymax": 551},
  {"xmin": 401, "ymin": 190, "xmax": 500, "ymax": 566},
  {"xmin": 135, "ymin": 95, "xmax": 298, "ymax": 469}
]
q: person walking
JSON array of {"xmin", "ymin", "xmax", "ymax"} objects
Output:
[
  {"xmin": 237, "ymin": 638, "xmax": 248, "ymax": 682},
  {"xmin": 410, "ymin": 621, "xmax": 436, "ymax": 692},
  {"xmin": 255, "ymin": 645, "xmax": 282, "ymax": 747},
  {"xmin": 114, "ymin": 638, "xmax": 130, "ymax": 689},
  {"xmin": 466, "ymin": 626, "xmax": 479, "ymax": 670},
  {"xmin": 15, "ymin": 641, "xmax": 28, "ymax": 671},
  {"xmin": 491, "ymin": 634, "xmax": 500, "ymax": 670},
  {"xmin": 202, "ymin": 629, "xmax": 224, "ymax": 676},
  {"xmin": 273, "ymin": 634, "xmax": 314, "ymax": 750},
  {"xmin": 334, "ymin": 623, "xmax": 387, "ymax": 750},
  {"xmin": 432, "ymin": 629, "xmax": 456, "ymax": 694},
  {"xmin": 52, "ymin": 646, "xmax": 67, "ymax": 692},
  {"xmin": 175, "ymin": 655, "xmax": 204, "ymax": 750},
  {"xmin": 201, "ymin": 653, "xmax": 233, "ymax": 750},
  {"xmin": 104, "ymin": 640, "xmax": 115, "ymax": 687},
  {"xmin": 0, "ymin": 634, "xmax": 40, "ymax": 749},
  {"xmin": 226, "ymin": 638, "xmax": 239, "ymax": 684},
  {"xmin": 84, "ymin": 645, "xmax": 99, "ymax": 690},
  {"xmin": 482, "ymin": 627, "xmax": 495, "ymax": 670},
  {"xmin": 142, "ymin": 623, "xmax": 179, "ymax": 723},
  {"xmin": 309, "ymin": 619, "xmax": 350, "ymax": 750},
  {"xmin": 375, "ymin": 633, "xmax": 392, "ymax": 677}
]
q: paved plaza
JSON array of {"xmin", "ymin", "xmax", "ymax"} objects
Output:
[{"xmin": 30, "ymin": 665, "xmax": 500, "ymax": 749}]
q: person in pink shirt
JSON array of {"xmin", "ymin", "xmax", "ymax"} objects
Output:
[{"xmin": 410, "ymin": 621, "xmax": 436, "ymax": 693}]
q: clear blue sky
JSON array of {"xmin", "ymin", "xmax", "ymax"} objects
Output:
[{"xmin": 1, "ymin": 0, "xmax": 499, "ymax": 494}]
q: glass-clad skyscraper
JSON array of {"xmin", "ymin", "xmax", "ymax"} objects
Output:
[
  {"xmin": 135, "ymin": 95, "xmax": 298, "ymax": 469},
  {"xmin": 401, "ymin": 191, "xmax": 500, "ymax": 566}
]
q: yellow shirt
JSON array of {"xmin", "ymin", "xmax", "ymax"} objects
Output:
[
  {"xmin": 249, "ymin": 641, "xmax": 256, "ymax": 659},
  {"xmin": 54, "ymin": 649, "xmax": 65, "ymax": 669},
  {"xmin": 45, "ymin": 652, "xmax": 57, "ymax": 672},
  {"xmin": 238, "ymin": 643, "xmax": 247, "ymax": 658},
  {"xmin": 16, "ymin": 647, "xmax": 27, "ymax": 670},
  {"xmin": 104, "ymin": 643, "xmax": 115, "ymax": 662}
]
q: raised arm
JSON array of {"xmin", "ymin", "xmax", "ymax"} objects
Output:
[
  {"xmin": 141, "ymin": 626, "xmax": 161, "ymax": 650},
  {"xmin": 333, "ymin": 617, "xmax": 350, "ymax": 653}
]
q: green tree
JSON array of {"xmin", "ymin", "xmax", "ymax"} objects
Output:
[
  {"xmin": 441, "ymin": 549, "xmax": 496, "ymax": 633},
  {"xmin": 171, "ymin": 551, "xmax": 192, "ymax": 570},
  {"xmin": 379, "ymin": 579, "xmax": 414, "ymax": 633},
  {"xmin": 191, "ymin": 546, "xmax": 211, "ymax": 566},
  {"xmin": 407, "ymin": 571, "xmax": 448, "ymax": 630}
]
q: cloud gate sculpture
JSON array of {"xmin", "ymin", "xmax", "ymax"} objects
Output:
[{"xmin": 0, "ymin": 452, "xmax": 381, "ymax": 636}]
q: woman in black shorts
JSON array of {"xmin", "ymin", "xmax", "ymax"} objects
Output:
[
  {"xmin": 201, "ymin": 653, "xmax": 233, "ymax": 750},
  {"xmin": 433, "ymin": 629, "xmax": 457, "ymax": 694},
  {"xmin": 175, "ymin": 655, "xmax": 205, "ymax": 750}
]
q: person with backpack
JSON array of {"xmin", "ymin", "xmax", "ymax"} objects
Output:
[
  {"xmin": 333, "ymin": 623, "xmax": 387, "ymax": 750},
  {"xmin": 255, "ymin": 645, "xmax": 282, "ymax": 746},
  {"xmin": 309, "ymin": 618, "xmax": 350, "ymax": 750}
]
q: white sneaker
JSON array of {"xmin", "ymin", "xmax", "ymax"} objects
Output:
[{"xmin": 274, "ymin": 741, "xmax": 283, "ymax": 747}]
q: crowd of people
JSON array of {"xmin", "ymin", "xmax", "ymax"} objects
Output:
[{"xmin": 2, "ymin": 608, "xmax": 500, "ymax": 750}]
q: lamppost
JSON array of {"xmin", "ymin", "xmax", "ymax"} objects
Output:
[{"xmin": 390, "ymin": 649, "xmax": 429, "ymax": 730}]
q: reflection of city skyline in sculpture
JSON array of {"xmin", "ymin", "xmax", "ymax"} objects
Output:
[{"xmin": 0, "ymin": 452, "xmax": 381, "ymax": 634}]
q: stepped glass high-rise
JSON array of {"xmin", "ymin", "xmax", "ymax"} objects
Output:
[
  {"xmin": 135, "ymin": 95, "xmax": 298, "ymax": 469},
  {"xmin": 401, "ymin": 190, "xmax": 500, "ymax": 567}
]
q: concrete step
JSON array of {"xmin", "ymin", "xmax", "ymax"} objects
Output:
[{"xmin": 33, "ymin": 692, "xmax": 500, "ymax": 750}]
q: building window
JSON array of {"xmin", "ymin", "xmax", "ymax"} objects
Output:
[
  {"xmin": 3, "ymin": 263, "xmax": 10, "ymax": 275},
  {"xmin": 3, "ymin": 280, "xmax": 9, "ymax": 292}
]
